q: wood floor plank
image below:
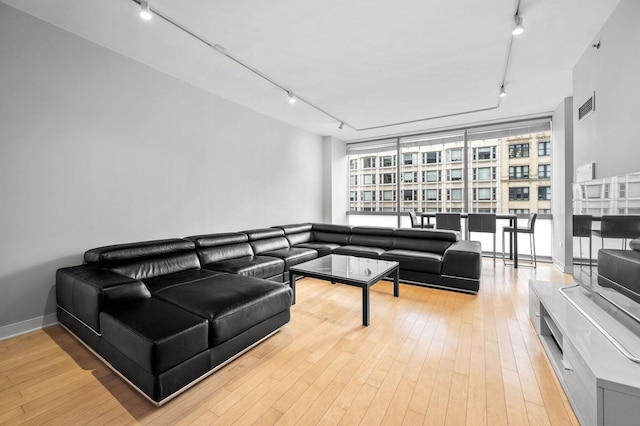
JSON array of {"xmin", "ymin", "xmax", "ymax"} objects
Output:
[{"xmin": 0, "ymin": 261, "xmax": 580, "ymax": 425}]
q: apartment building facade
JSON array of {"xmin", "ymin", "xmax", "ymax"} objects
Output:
[{"xmin": 348, "ymin": 126, "xmax": 551, "ymax": 214}]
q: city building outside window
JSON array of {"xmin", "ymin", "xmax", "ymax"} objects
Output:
[
  {"xmin": 363, "ymin": 174, "xmax": 376, "ymax": 185},
  {"xmin": 403, "ymin": 172, "xmax": 416, "ymax": 183},
  {"xmin": 538, "ymin": 186, "xmax": 551, "ymax": 200},
  {"xmin": 423, "ymin": 170, "xmax": 441, "ymax": 182},
  {"xmin": 347, "ymin": 119, "xmax": 550, "ymax": 213},
  {"xmin": 510, "ymin": 209, "xmax": 530, "ymax": 214},
  {"xmin": 509, "ymin": 143, "xmax": 529, "ymax": 158},
  {"xmin": 538, "ymin": 141, "xmax": 550, "ymax": 156},
  {"xmin": 449, "ymin": 169, "xmax": 463, "ymax": 181},
  {"xmin": 381, "ymin": 173, "xmax": 395, "ymax": 184},
  {"xmin": 403, "ymin": 190, "xmax": 417, "ymax": 201},
  {"xmin": 509, "ymin": 165, "xmax": 529, "ymax": 180},
  {"xmin": 362, "ymin": 157, "xmax": 376, "ymax": 168},
  {"xmin": 424, "ymin": 189, "xmax": 440, "ymax": 201},
  {"xmin": 423, "ymin": 151, "xmax": 441, "ymax": 164},
  {"xmin": 473, "ymin": 188, "xmax": 493, "ymax": 201},
  {"xmin": 473, "ymin": 146, "xmax": 495, "ymax": 160},
  {"xmin": 362, "ymin": 191, "xmax": 375, "ymax": 201},
  {"xmin": 403, "ymin": 153, "xmax": 417, "ymax": 165},
  {"xmin": 447, "ymin": 149, "xmax": 463, "ymax": 162},
  {"xmin": 381, "ymin": 155, "xmax": 395, "ymax": 167},
  {"xmin": 381, "ymin": 190, "xmax": 395, "ymax": 201},
  {"xmin": 474, "ymin": 167, "xmax": 495, "ymax": 181},
  {"xmin": 538, "ymin": 164, "xmax": 551, "ymax": 178},
  {"xmin": 448, "ymin": 188, "xmax": 463, "ymax": 200},
  {"xmin": 509, "ymin": 187, "xmax": 530, "ymax": 200}
]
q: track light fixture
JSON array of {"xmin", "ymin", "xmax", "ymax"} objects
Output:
[
  {"xmin": 499, "ymin": 85, "xmax": 507, "ymax": 98},
  {"xmin": 139, "ymin": 1, "xmax": 152, "ymax": 20},
  {"xmin": 288, "ymin": 92, "xmax": 296, "ymax": 104},
  {"xmin": 339, "ymin": 122, "xmax": 344, "ymax": 130},
  {"xmin": 512, "ymin": 14, "xmax": 524, "ymax": 35}
]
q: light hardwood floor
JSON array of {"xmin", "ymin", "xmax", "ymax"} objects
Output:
[{"xmin": 0, "ymin": 259, "xmax": 577, "ymax": 425}]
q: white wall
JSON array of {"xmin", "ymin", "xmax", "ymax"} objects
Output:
[
  {"xmin": 573, "ymin": 0, "xmax": 640, "ymax": 179},
  {"xmin": 551, "ymin": 98, "xmax": 574, "ymax": 273},
  {"xmin": 0, "ymin": 5, "xmax": 324, "ymax": 337},
  {"xmin": 322, "ymin": 136, "xmax": 347, "ymax": 224}
]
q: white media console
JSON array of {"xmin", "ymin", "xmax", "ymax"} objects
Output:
[{"xmin": 529, "ymin": 280, "xmax": 640, "ymax": 426}]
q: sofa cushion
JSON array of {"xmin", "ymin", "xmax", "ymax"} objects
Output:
[
  {"xmin": 380, "ymin": 249, "xmax": 442, "ymax": 275},
  {"xmin": 261, "ymin": 247, "xmax": 318, "ymax": 270},
  {"xmin": 198, "ymin": 242, "xmax": 255, "ymax": 264},
  {"xmin": 203, "ymin": 255, "xmax": 285, "ymax": 279},
  {"xmin": 312, "ymin": 223, "xmax": 352, "ymax": 245},
  {"xmin": 250, "ymin": 237, "xmax": 290, "ymax": 255},
  {"xmin": 187, "ymin": 232, "xmax": 248, "ymax": 248},
  {"xmin": 56, "ymin": 265, "xmax": 151, "ymax": 334},
  {"xmin": 243, "ymin": 228, "xmax": 290, "ymax": 254},
  {"xmin": 273, "ymin": 224, "xmax": 314, "ymax": 246},
  {"xmin": 293, "ymin": 242, "xmax": 341, "ymax": 257},
  {"xmin": 441, "ymin": 240, "xmax": 482, "ymax": 280},
  {"xmin": 101, "ymin": 298, "xmax": 208, "ymax": 375},
  {"xmin": 273, "ymin": 223, "xmax": 313, "ymax": 234},
  {"xmin": 153, "ymin": 273, "xmax": 292, "ymax": 346},
  {"xmin": 350, "ymin": 226, "xmax": 395, "ymax": 249},
  {"xmin": 84, "ymin": 239, "xmax": 200, "ymax": 280},
  {"xmin": 142, "ymin": 268, "xmax": 224, "ymax": 294},
  {"xmin": 598, "ymin": 249, "xmax": 640, "ymax": 300},
  {"xmin": 243, "ymin": 228, "xmax": 285, "ymax": 240},
  {"xmin": 108, "ymin": 252, "xmax": 201, "ymax": 281},
  {"xmin": 84, "ymin": 239, "xmax": 195, "ymax": 266},
  {"xmin": 333, "ymin": 245, "xmax": 386, "ymax": 259},
  {"xmin": 392, "ymin": 229, "xmax": 455, "ymax": 254}
]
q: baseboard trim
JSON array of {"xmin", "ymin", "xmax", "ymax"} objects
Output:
[
  {"xmin": 551, "ymin": 256, "xmax": 571, "ymax": 274},
  {"xmin": 0, "ymin": 313, "xmax": 58, "ymax": 341}
]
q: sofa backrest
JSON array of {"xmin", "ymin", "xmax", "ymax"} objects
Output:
[
  {"xmin": 187, "ymin": 233, "xmax": 254, "ymax": 265},
  {"xmin": 273, "ymin": 223, "xmax": 313, "ymax": 246},
  {"xmin": 244, "ymin": 228, "xmax": 290, "ymax": 254},
  {"xmin": 349, "ymin": 226, "xmax": 395, "ymax": 249},
  {"xmin": 84, "ymin": 239, "xmax": 200, "ymax": 280},
  {"xmin": 392, "ymin": 229, "xmax": 456, "ymax": 254},
  {"xmin": 312, "ymin": 223, "xmax": 352, "ymax": 245}
]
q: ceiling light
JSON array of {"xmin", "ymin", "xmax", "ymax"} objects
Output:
[
  {"xmin": 512, "ymin": 14, "xmax": 524, "ymax": 35},
  {"xmin": 339, "ymin": 122, "xmax": 344, "ymax": 130},
  {"xmin": 499, "ymin": 85, "xmax": 507, "ymax": 97},
  {"xmin": 139, "ymin": 1, "xmax": 152, "ymax": 20},
  {"xmin": 288, "ymin": 92, "xmax": 296, "ymax": 104}
]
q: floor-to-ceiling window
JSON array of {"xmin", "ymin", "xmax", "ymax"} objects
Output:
[
  {"xmin": 346, "ymin": 118, "xmax": 552, "ymax": 256},
  {"xmin": 348, "ymin": 119, "xmax": 551, "ymax": 215}
]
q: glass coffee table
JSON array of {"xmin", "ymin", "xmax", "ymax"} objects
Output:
[{"xmin": 288, "ymin": 254, "xmax": 399, "ymax": 326}]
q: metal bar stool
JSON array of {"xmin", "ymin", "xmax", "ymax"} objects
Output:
[
  {"xmin": 468, "ymin": 213, "xmax": 497, "ymax": 266},
  {"xmin": 502, "ymin": 213, "xmax": 537, "ymax": 268},
  {"xmin": 435, "ymin": 213, "xmax": 462, "ymax": 238},
  {"xmin": 409, "ymin": 212, "xmax": 434, "ymax": 229},
  {"xmin": 572, "ymin": 214, "xmax": 592, "ymax": 273},
  {"xmin": 592, "ymin": 215, "xmax": 640, "ymax": 250}
]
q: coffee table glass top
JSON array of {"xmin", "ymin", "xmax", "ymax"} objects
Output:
[{"xmin": 289, "ymin": 254, "xmax": 398, "ymax": 284}]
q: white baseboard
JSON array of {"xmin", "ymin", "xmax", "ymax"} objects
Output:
[
  {"xmin": 551, "ymin": 256, "xmax": 572, "ymax": 274},
  {"xmin": 0, "ymin": 313, "xmax": 58, "ymax": 341}
]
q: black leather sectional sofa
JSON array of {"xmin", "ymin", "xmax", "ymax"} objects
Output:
[
  {"xmin": 56, "ymin": 223, "xmax": 481, "ymax": 405},
  {"xmin": 598, "ymin": 238, "xmax": 640, "ymax": 304}
]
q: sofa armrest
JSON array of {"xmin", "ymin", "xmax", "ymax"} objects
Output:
[
  {"xmin": 56, "ymin": 265, "xmax": 151, "ymax": 334},
  {"xmin": 441, "ymin": 240, "xmax": 482, "ymax": 280}
]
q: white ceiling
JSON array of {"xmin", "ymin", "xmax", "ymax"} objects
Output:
[{"xmin": 3, "ymin": 0, "xmax": 620, "ymax": 141}]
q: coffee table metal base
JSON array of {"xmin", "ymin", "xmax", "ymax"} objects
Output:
[{"xmin": 288, "ymin": 265, "xmax": 399, "ymax": 327}]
